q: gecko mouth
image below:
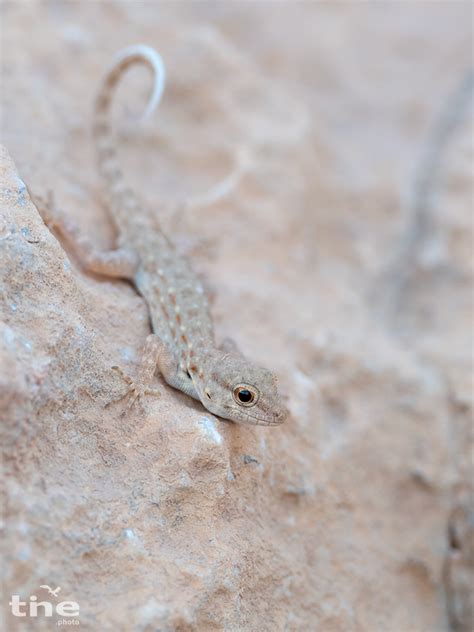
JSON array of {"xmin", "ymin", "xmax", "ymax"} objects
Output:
[
  {"xmin": 209, "ymin": 393, "xmax": 287, "ymax": 426},
  {"xmin": 238, "ymin": 410, "xmax": 286, "ymax": 426}
]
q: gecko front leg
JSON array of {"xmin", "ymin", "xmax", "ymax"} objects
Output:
[
  {"xmin": 111, "ymin": 334, "xmax": 165, "ymax": 413},
  {"xmin": 111, "ymin": 333, "xmax": 201, "ymax": 414}
]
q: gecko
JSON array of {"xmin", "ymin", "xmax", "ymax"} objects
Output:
[{"xmin": 34, "ymin": 44, "xmax": 288, "ymax": 426}]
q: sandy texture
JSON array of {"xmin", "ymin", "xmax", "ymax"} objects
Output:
[{"xmin": 1, "ymin": 2, "xmax": 473, "ymax": 630}]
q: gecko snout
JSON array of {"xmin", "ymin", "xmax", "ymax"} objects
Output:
[{"xmin": 270, "ymin": 403, "xmax": 289, "ymax": 425}]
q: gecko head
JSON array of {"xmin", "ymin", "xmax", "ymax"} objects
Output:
[{"xmin": 195, "ymin": 351, "xmax": 288, "ymax": 426}]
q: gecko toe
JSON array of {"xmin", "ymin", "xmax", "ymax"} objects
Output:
[
  {"xmin": 109, "ymin": 365, "xmax": 161, "ymax": 414},
  {"xmin": 144, "ymin": 387, "xmax": 161, "ymax": 397},
  {"xmin": 111, "ymin": 365, "xmax": 133, "ymax": 385}
]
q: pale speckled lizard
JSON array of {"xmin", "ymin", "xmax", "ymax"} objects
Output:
[{"xmin": 34, "ymin": 44, "xmax": 288, "ymax": 426}]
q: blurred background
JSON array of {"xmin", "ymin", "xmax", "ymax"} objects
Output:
[{"xmin": 1, "ymin": 1, "xmax": 473, "ymax": 630}]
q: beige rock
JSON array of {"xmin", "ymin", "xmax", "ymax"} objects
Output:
[{"xmin": 1, "ymin": 2, "xmax": 472, "ymax": 630}]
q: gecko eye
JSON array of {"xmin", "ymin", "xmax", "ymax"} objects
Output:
[{"xmin": 233, "ymin": 385, "xmax": 259, "ymax": 407}]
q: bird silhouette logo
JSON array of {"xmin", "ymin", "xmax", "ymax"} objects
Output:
[{"xmin": 39, "ymin": 585, "xmax": 61, "ymax": 598}]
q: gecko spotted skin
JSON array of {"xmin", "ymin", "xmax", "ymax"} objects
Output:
[{"xmin": 38, "ymin": 45, "xmax": 288, "ymax": 426}]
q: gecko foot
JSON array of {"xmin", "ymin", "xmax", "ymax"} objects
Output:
[
  {"xmin": 31, "ymin": 190, "xmax": 61, "ymax": 229},
  {"xmin": 108, "ymin": 365, "xmax": 161, "ymax": 415}
]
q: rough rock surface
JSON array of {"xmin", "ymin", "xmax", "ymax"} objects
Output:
[{"xmin": 1, "ymin": 2, "xmax": 472, "ymax": 631}]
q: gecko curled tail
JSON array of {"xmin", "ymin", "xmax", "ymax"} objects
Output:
[{"xmin": 93, "ymin": 44, "xmax": 166, "ymax": 221}]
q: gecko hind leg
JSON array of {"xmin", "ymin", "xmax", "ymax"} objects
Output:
[{"xmin": 32, "ymin": 191, "xmax": 139, "ymax": 279}]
